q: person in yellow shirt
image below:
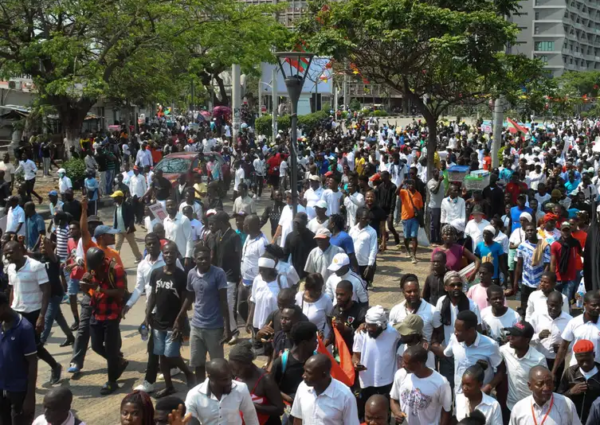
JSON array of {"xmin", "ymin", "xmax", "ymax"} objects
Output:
[{"xmin": 355, "ymin": 152, "xmax": 366, "ymax": 176}]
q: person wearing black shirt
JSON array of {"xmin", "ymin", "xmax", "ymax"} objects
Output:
[
  {"xmin": 375, "ymin": 171, "xmax": 399, "ymax": 247},
  {"xmin": 39, "ymin": 236, "xmax": 75, "ymax": 347},
  {"xmin": 151, "ymin": 169, "xmax": 172, "ymax": 203},
  {"xmin": 283, "ymin": 212, "xmax": 316, "ymax": 280},
  {"xmin": 482, "ymin": 174, "xmax": 504, "ymax": 219},
  {"xmin": 214, "ymin": 211, "xmax": 242, "ymax": 344},
  {"xmin": 272, "ymin": 321, "xmax": 318, "ymax": 406},
  {"xmin": 327, "ymin": 280, "xmax": 366, "ymax": 351},
  {"xmin": 364, "ymin": 190, "xmax": 386, "ymax": 241},
  {"xmin": 0, "ymin": 170, "xmax": 10, "ymax": 209},
  {"xmin": 62, "ymin": 189, "xmax": 82, "ymax": 222},
  {"xmin": 146, "ymin": 241, "xmax": 194, "ymax": 398},
  {"xmin": 271, "ymin": 306, "xmax": 305, "ymax": 365}
]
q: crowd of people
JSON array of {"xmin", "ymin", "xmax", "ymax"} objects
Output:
[{"xmin": 3, "ymin": 113, "xmax": 600, "ymax": 425}]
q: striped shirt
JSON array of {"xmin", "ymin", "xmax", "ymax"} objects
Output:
[
  {"xmin": 516, "ymin": 240, "xmax": 550, "ymax": 288},
  {"xmin": 55, "ymin": 225, "xmax": 69, "ymax": 261},
  {"xmin": 8, "ymin": 257, "xmax": 50, "ymax": 313}
]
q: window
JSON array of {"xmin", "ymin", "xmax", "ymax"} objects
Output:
[
  {"xmin": 535, "ymin": 26, "xmax": 540, "ymax": 34},
  {"xmin": 536, "ymin": 41, "xmax": 555, "ymax": 51},
  {"xmin": 535, "ymin": 12, "xmax": 540, "ymax": 20},
  {"xmin": 538, "ymin": 55, "xmax": 549, "ymax": 63}
]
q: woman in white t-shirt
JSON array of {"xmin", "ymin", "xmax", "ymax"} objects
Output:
[
  {"xmin": 295, "ymin": 273, "xmax": 334, "ymax": 340},
  {"xmin": 247, "ymin": 257, "xmax": 289, "ymax": 333},
  {"xmin": 455, "ymin": 364, "xmax": 503, "ymax": 424},
  {"xmin": 508, "ymin": 213, "xmax": 531, "ymax": 272}
]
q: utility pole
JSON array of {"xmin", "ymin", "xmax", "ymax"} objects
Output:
[
  {"xmin": 343, "ymin": 60, "xmax": 348, "ymax": 109},
  {"xmin": 492, "ymin": 97, "xmax": 504, "ymax": 168},
  {"xmin": 258, "ymin": 76, "xmax": 263, "ymax": 116},
  {"xmin": 272, "ymin": 66, "xmax": 278, "ymax": 139},
  {"xmin": 232, "ymin": 64, "xmax": 242, "ymax": 142}
]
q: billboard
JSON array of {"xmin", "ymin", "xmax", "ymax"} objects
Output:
[{"xmin": 260, "ymin": 57, "xmax": 333, "ymax": 95}]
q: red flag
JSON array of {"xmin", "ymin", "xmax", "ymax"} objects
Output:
[
  {"xmin": 316, "ymin": 332, "xmax": 355, "ymax": 387},
  {"xmin": 507, "ymin": 117, "xmax": 529, "ymax": 134}
]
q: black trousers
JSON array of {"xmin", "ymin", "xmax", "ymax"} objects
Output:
[
  {"xmin": 145, "ymin": 328, "xmax": 159, "ymax": 384},
  {"xmin": 20, "ymin": 310, "xmax": 57, "ymax": 369},
  {"xmin": 0, "ymin": 391, "xmax": 32, "ymax": 425},
  {"xmin": 90, "ymin": 319, "xmax": 122, "ymax": 383},
  {"xmin": 520, "ymin": 285, "xmax": 537, "ymax": 316},
  {"xmin": 71, "ymin": 295, "xmax": 92, "ymax": 369},
  {"xmin": 133, "ymin": 196, "xmax": 144, "ymax": 224}
]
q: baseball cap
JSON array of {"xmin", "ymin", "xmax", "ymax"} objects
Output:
[
  {"xmin": 309, "ymin": 175, "xmax": 320, "ymax": 182},
  {"xmin": 394, "ymin": 315, "xmax": 424, "ymax": 336},
  {"xmin": 324, "ymin": 171, "xmax": 334, "ymax": 177},
  {"xmin": 314, "ymin": 228, "xmax": 332, "ymax": 239},
  {"xmin": 504, "ymin": 321, "xmax": 534, "ymax": 339},
  {"xmin": 48, "ymin": 190, "xmax": 58, "ymax": 196},
  {"xmin": 110, "ymin": 190, "xmax": 125, "ymax": 198},
  {"xmin": 87, "ymin": 215, "xmax": 102, "ymax": 224},
  {"xmin": 315, "ymin": 200, "xmax": 328, "ymax": 209},
  {"xmin": 94, "ymin": 225, "xmax": 119, "ymax": 237},
  {"xmin": 328, "ymin": 253, "xmax": 350, "ymax": 271},
  {"xmin": 560, "ymin": 221, "xmax": 572, "ymax": 230}
]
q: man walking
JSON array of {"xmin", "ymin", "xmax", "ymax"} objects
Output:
[{"xmin": 111, "ymin": 190, "xmax": 142, "ymax": 262}]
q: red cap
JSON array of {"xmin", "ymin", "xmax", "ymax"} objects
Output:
[{"xmin": 574, "ymin": 339, "xmax": 595, "ymax": 353}]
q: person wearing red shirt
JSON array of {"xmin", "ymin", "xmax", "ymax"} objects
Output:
[
  {"xmin": 80, "ymin": 246, "xmax": 127, "ymax": 395},
  {"xmin": 505, "ymin": 173, "xmax": 528, "ymax": 205},
  {"xmin": 550, "ymin": 221, "xmax": 582, "ymax": 304},
  {"xmin": 266, "ymin": 152, "xmax": 282, "ymax": 190},
  {"xmin": 482, "ymin": 149, "xmax": 492, "ymax": 171}
]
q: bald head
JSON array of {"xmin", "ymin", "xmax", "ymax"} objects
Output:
[
  {"xmin": 206, "ymin": 358, "xmax": 229, "ymax": 377},
  {"xmin": 547, "ymin": 291, "xmax": 563, "ymax": 303},
  {"xmin": 364, "ymin": 394, "xmax": 389, "ymax": 425},
  {"xmin": 45, "ymin": 387, "xmax": 73, "ymax": 406},
  {"xmin": 529, "ymin": 365, "xmax": 551, "ymax": 382},
  {"xmin": 305, "ymin": 353, "xmax": 331, "ymax": 373},
  {"xmin": 43, "ymin": 387, "xmax": 73, "ymax": 424}
]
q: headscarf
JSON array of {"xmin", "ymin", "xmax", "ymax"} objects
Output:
[
  {"xmin": 229, "ymin": 341, "xmax": 255, "ymax": 364},
  {"xmin": 365, "ymin": 305, "xmax": 387, "ymax": 327},
  {"xmin": 450, "ymin": 219, "xmax": 466, "ymax": 234},
  {"xmin": 520, "ymin": 212, "xmax": 532, "ymax": 222}
]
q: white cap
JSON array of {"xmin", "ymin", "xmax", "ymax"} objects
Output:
[
  {"xmin": 483, "ymin": 225, "xmax": 496, "ymax": 234},
  {"xmin": 58, "ymin": 168, "xmax": 66, "ymax": 174},
  {"xmin": 309, "ymin": 175, "xmax": 320, "ymax": 182},
  {"xmin": 328, "ymin": 253, "xmax": 350, "ymax": 271},
  {"xmin": 258, "ymin": 257, "xmax": 276, "ymax": 269},
  {"xmin": 314, "ymin": 228, "xmax": 332, "ymax": 239},
  {"xmin": 315, "ymin": 200, "xmax": 328, "ymax": 209}
]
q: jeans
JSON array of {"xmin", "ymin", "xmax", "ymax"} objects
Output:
[
  {"xmin": 105, "ymin": 169, "xmax": 115, "ymax": 195},
  {"xmin": 71, "ymin": 295, "xmax": 92, "ymax": 369},
  {"xmin": 41, "ymin": 295, "xmax": 74, "ymax": 344},
  {"xmin": 0, "ymin": 390, "xmax": 32, "ymax": 425},
  {"xmin": 43, "ymin": 157, "xmax": 51, "ymax": 176},
  {"xmin": 99, "ymin": 171, "xmax": 106, "ymax": 196},
  {"xmin": 557, "ymin": 279, "xmax": 577, "ymax": 306},
  {"xmin": 227, "ymin": 281, "xmax": 237, "ymax": 334},
  {"xmin": 115, "ymin": 232, "xmax": 143, "ymax": 261},
  {"xmin": 429, "ymin": 207, "xmax": 442, "ymax": 244},
  {"xmin": 90, "ymin": 319, "xmax": 122, "ymax": 383}
]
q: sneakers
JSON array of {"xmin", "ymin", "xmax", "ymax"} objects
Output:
[
  {"xmin": 134, "ymin": 380, "xmax": 155, "ymax": 393},
  {"xmin": 228, "ymin": 333, "xmax": 240, "ymax": 346},
  {"xmin": 411, "ymin": 256, "xmax": 418, "ymax": 264},
  {"xmin": 49, "ymin": 364, "xmax": 62, "ymax": 385},
  {"xmin": 67, "ymin": 363, "xmax": 81, "ymax": 374}
]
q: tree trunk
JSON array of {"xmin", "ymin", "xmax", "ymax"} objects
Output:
[
  {"xmin": 214, "ymin": 74, "xmax": 229, "ymax": 106},
  {"xmin": 53, "ymin": 96, "xmax": 96, "ymax": 158}
]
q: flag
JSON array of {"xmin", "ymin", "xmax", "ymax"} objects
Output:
[
  {"xmin": 507, "ymin": 118, "xmax": 528, "ymax": 134},
  {"xmin": 285, "ymin": 42, "xmax": 311, "ymax": 73},
  {"xmin": 316, "ymin": 332, "xmax": 355, "ymax": 387}
]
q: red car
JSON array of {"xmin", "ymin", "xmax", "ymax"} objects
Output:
[{"xmin": 154, "ymin": 151, "xmax": 224, "ymax": 186}]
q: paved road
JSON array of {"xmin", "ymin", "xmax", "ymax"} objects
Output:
[{"xmin": 34, "ymin": 192, "xmax": 439, "ymax": 424}]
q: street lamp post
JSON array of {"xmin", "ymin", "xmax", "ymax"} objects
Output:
[{"xmin": 275, "ymin": 51, "xmax": 314, "ymax": 215}]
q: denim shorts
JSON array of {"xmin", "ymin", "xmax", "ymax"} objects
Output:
[
  {"xmin": 152, "ymin": 329, "xmax": 182, "ymax": 358},
  {"xmin": 402, "ymin": 218, "xmax": 419, "ymax": 238},
  {"xmin": 67, "ymin": 279, "xmax": 80, "ymax": 296}
]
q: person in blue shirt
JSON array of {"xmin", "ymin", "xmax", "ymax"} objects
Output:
[
  {"xmin": 499, "ymin": 159, "xmax": 513, "ymax": 183},
  {"xmin": 24, "ymin": 201, "xmax": 46, "ymax": 251},
  {"xmin": 475, "ymin": 225, "xmax": 508, "ymax": 284},
  {"xmin": 564, "ymin": 171, "xmax": 581, "ymax": 194},
  {"xmin": 83, "ymin": 170, "xmax": 99, "ymax": 216},
  {"xmin": 328, "ymin": 213, "xmax": 358, "ymax": 270},
  {"xmin": 510, "ymin": 194, "xmax": 534, "ymax": 232}
]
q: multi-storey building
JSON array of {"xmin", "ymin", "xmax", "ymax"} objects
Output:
[{"xmin": 511, "ymin": 0, "xmax": 600, "ymax": 77}]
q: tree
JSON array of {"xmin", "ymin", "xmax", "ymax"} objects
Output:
[
  {"xmin": 183, "ymin": 2, "xmax": 289, "ymax": 106},
  {"xmin": 297, "ymin": 0, "xmax": 547, "ymax": 175}
]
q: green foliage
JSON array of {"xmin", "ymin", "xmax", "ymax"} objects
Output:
[
  {"xmin": 558, "ymin": 71, "xmax": 600, "ymax": 97},
  {"xmin": 277, "ymin": 115, "xmax": 291, "ymax": 134},
  {"xmin": 498, "ymin": 146, "xmax": 507, "ymax": 162},
  {"xmin": 370, "ymin": 110, "xmax": 388, "ymax": 117},
  {"xmin": 255, "ymin": 115, "xmax": 273, "ymax": 137},
  {"xmin": 322, "ymin": 102, "xmax": 332, "ymax": 112},
  {"xmin": 63, "ymin": 158, "xmax": 87, "ymax": 186},
  {"xmin": 349, "ymin": 99, "xmax": 361, "ymax": 111},
  {"xmin": 299, "ymin": 110, "xmax": 329, "ymax": 132}
]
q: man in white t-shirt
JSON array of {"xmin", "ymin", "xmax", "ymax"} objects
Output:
[
  {"xmin": 6, "ymin": 196, "xmax": 26, "ymax": 236},
  {"xmin": 480, "ymin": 284, "xmax": 521, "ymax": 345},
  {"xmin": 279, "ymin": 158, "xmax": 288, "ymax": 191},
  {"xmin": 552, "ymin": 290, "xmax": 600, "ymax": 377},
  {"xmin": 352, "ymin": 305, "xmax": 400, "ymax": 416},
  {"xmin": 390, "ymin": 345, "xmax": 452, "ymax": 425}
]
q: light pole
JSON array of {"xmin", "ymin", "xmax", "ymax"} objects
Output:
[{"xmin": 276, "ymin": 51, "xmax": 314, "ymax": 215}]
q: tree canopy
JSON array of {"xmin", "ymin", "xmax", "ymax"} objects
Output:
[{"xmin": 297, "ymin": 0, "xmax": 547, "ymax": 173}]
